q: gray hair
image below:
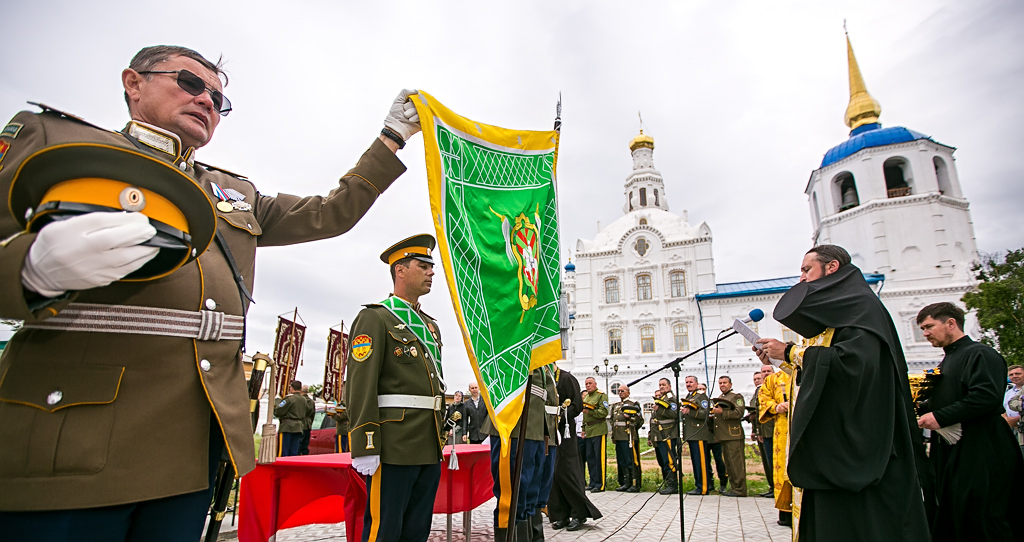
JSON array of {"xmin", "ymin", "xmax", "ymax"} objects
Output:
[{"xmin": 124, "ymin": 45, "xmax": 227, "ymax": 110}]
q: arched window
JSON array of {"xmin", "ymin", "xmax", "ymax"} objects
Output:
[
  {"xmin": 673, "ymin": 323, "xmax": 689, "ymax": 352},
  {"xmin": 835, "ymin": 172, "xmax": 859, "ymax": 212},
  {"xmin": 670, "ymin": 271, "xmax": 686, "ymax": 297},
  {"xmin": 636, "ymin": 274, "xmax": 652, "ymax": 301},
  {"xmin": 933, "ymin": 156, "xmax": 951, "ymax": 195},
  {"xmin": 605, "ymin": 277, "xmax": 619, "ymax": 304},
  {"xmin": 811, "ymin": 192, "xmax": 821, "ymax": 225},
  {"xmin": 609, "ymin": 329, "xmax": 622, "ymax": 354},
  {"xmin": 654, "ymin": 189, "xmax": 660, "ymax": 206},
  {"xmin": 639, "ymin": 218, "xmax": 648, "ymax": 226},
  {"xmin": 639, "ymin": 187, "xmax": 648, "ymax": 206},
  {"xmin": 884, "ymin": 157, "xmax": 912, "ymax": 198},
  {"xmin": 640, "ymin": 326, "xmax": 655, "ymax": 353},
  {"xmin": 610, "ymin": 382, "xmax": 622, "ymax": 396},
  {"xmin": 643, "ymin": 402, "xmax": 655, "ymax": 415},
  {"xmin": 634, "ymin": 237, "xmax": 649, "ymax": 257}
]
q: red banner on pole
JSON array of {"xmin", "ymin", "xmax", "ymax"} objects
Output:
[
  {"xmin": 322, "ymin": 326, "xmax": 348, "ymax": 403},
  {"xmin": 273, "ymin": 315, "xmax": 306, "ymax": 398}
]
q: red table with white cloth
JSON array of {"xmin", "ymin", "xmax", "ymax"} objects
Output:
[{"xmin": 238, "ymin": 444, "xmax": 493, "ymax": 542}]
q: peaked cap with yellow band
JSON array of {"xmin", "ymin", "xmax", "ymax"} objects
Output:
[
  {"xmin": 8, "ymin": 143, "xmax": 217, "ymax": 281},
  {"xmin": 380, "ymin": 233, "xmax": 436, "ymax": 266}
]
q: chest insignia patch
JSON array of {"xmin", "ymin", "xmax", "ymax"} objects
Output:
[
  {"xmin": 394, "ymin": 347, "xmax": 403, "ymax": 357},
  {"xmin": 351, "ymin": 335, "xmax": 373, "ymax": 361},
  {"xmin": 0, "ymin": 140, "xmax": 9, "ymax": 171},
  {"xmin": 701, "ymin": 400, "xmax": 709, "ymax": 409},
  {"xmin": 1, "ymin": 123, "xmax": 23, "ymax": 139},
  {"xmin": 223, "ymin": 187, "xmax": 246, "ymax": 201},
  {"xmin": 278, "ymin": 400, "xmax": 287, "ymax": 407},
  {"xmin": 671, "ymin": 403, "xmax": 677, "ymax": 411},
  {"xmin": 394, "ymin": 324, "xmax": 407, "ymax": 330}
]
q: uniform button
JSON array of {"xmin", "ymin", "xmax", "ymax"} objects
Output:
[
  {"xmin": 247, "ymin": 223, "xmax": 252, "ymax": 230},
  {"xmin": 200, "ymin": 359, "xmax": 212, "ymax": 372},
  {"xmin": 402, "ymin": 338, "xmax": 408, "ymax": 343},
  {"xmin": 179, "ymin": 162, "xmax": 187, "ymax": 171},
  {"xmin": 191, "ymin": 248, "xmax": 198, "ymax": 257},
  {"xmin": 47, "ymin": 390, "xmax": 63, "ymax": 405},
  {"xmin": 205, "ymin": 299, "xmax": 217, "ymax": 310}
]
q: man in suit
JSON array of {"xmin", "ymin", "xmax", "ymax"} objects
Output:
[{"xmin": 464, "ymin": 382, "xmax": 488, "ymax": 444}]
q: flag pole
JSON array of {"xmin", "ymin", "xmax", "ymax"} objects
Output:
[{"xmin": 504, "ymin": 371, "xmax": 534, "ymax": 542}]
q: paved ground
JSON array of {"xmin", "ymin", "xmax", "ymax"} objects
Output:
[{"xmin": 217, "ymin": 490, "xmax": 792, "ymax": 541}]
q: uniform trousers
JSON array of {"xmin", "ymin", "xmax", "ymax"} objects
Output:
[
  {"xmin": 709, "ymin": 441, "xmax": 728, "ymax": 488},
  {"xmin": 280, "ymin": 431, "xmax": 302, "ymax": 457},
  {"xmin": 655, "ymin": 439, "xmax": 679, "ymax": 484},
  {"xmin": 653, "ymin": 439, "xmax": 668, "ymax": 477},
  {"xmin": 688, "ymin": 440, "xmax": 715, "ymax": 494},
  {"xmin": 614, "ymin": 439, "xmax": 642, "ymax": 487},
  {"xmin": 583, "ymin": 435, "xmax": 607, "ymax": 490},
  {"xmin": 758, "ymin": 437, "xmax": 774, "ymax": 490},
  {"xmin": 336, "ymin": 432, "xmax": 351, "ymax": 453},
  {"xmin": 536, "ymin": 447, "xmax": 558, "ymax": 511},
  {"xmin": 299, "ymin": 428, "xmax": 312, "ymax": 455},
  {"xmin": 0, "ymin": 414, "xmax": 223, "ymax": 542},
  {"xmin": 720, "ymin": 439, "xmax": 747, "ymax": 496},
  {"xmin": 489, "ymin": 435, "xmax": 544, "ymax": 525},
  {"xmin": 362, "ymin": 462, "xmax": 441, "ymax": 542}
]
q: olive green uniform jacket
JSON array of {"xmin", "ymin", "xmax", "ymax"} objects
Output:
[
  {"xmin": 345, "ymin": 301, "xmax": 445, "ymax": 465},
  {"xmin": 610, "ymin": 399, "xmax": 644, "ymax": 442},
  {"xmin": 681, "ymin": 391, "xmax": 713, "ymax": 441},
  {"xmin": 482, "ymin": 367, "xmax": 559, "ymax": 442},
  {"xmin": 652, "ymin": 390, "xmax": 681, "ymax": 440},
  {"xmin": 0, "ymin": 106, "xmax": 404, "ymax": 511},
  {"xmin": 302, "ymin": 394, "xmax": 315, "ymax": 431},
  {"xmin": 582, "ymin": 390, "xmax": 609, "ymax": 437},
  {"xmin": 274, "ymin": 392, "xmax": 311, "ymax": 434},
  {"xmin": 711, "ymin": 390, "xmax": 745, "ymax": 442},
  {"xmin": 331, "ymin": 408, "xmax": 350, "ymax": 436}
]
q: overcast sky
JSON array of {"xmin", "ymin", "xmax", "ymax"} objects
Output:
[{"xmin": 3, "ymin": 0, "xmax": 1022, "ymax": 392}]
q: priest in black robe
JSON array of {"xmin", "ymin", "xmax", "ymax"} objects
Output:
[
  {"xmin": 915, "ymin": 302, "xmax": 1024, "ymax": 541},
  {"xmin": 756, "ymin": 245, "xmax": 930, "ymax": 542},
  {"xmin": 546, "ymin": 361, "xmax": 602, "ymax": 531}
]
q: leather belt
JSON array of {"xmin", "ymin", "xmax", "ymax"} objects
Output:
[
  {"xmin": 22, "ymin": 302, "xmax": 244, "ymax": 341},
  {"xmin": 545, "ymin": 406, "xmax": 559, "ymax": 415},
  {"xmin": 378, "ymin": 394, "xmax": 444, "ymax": 411},
  {"xmin": 657, "ymin": 419, "xmax": 677, "ymax": 425},
  {"xmin": 614, "ymin": 421, "xmax": 630, "ymax": 426}
]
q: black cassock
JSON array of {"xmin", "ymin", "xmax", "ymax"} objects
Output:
[
  {"xmin": 925, "ymin": 335, "xmax": 1024, "ymax": 542},
  {"xmin": 546, "ymin": 370, "xmax": 602, "ymax": 523},
  {"xmin": 775, "ymin": 264, "xmax": 930, "ymax": 542}
]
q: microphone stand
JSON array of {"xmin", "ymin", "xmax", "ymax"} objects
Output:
[{"xmin": 627, "ymin": 329, "xmax": 739, "ymax": 542}]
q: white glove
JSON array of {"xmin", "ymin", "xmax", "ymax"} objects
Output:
[
  {"xmin": 383, "ymin": 89, "xmax": 421, "ymax": 141},
  {"xmin": 352, "ymin": 455, "xmax": 381, "ymax": 476},
  {"xmin": 21, "ymin": 212, "xmax": 159, "ymax": 297}
]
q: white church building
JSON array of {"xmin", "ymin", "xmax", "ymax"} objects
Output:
[{"xmin": 564, "ymin": 36, "xmax": 979, "ymax": 417}]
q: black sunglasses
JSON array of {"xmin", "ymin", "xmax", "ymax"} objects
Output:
[{"xmin": 137, "ymin": 69, "xmax": 232, "ymax": 116}]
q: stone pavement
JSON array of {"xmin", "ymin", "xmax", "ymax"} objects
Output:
[{"xmin": 217, "ymin": 490, "xmax": 793, "ymax": 541}]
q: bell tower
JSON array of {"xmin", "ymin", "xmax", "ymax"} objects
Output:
[{"xmin": 622, "ymin": 126, "xmax": 671, "ymax": 215}]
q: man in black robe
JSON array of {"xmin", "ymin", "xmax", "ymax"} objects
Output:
[
  {"xmin": 546, "ymin": 361, "xmax": 602, "ymax": 531},
  {"xmin": 916, "ymin": 302, "xmax": 1024, "ymax": 541},
  {"xmin": 756, "ymin": 244, "xmax": 930, "ymax": 542}
]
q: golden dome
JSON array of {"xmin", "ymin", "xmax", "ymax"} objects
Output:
[
  {"xmin": 844, "ymin": 35, "xmax": 882, "ymax": 130},
  {"xmin": 629, "ymin": 130, "xmax": 654, "ymax": 152}
]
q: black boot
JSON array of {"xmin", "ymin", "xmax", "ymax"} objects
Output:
[
  {"xmin": 530, "ymin": 513, "xmax": 544, "ymax": 542},
  {"xmin": 495, "ymin": 527, "xmax": 512, "ymax": 542},
  {"xmin": 659, "ymin": 477, "xmax": 678, "ymax": 495},
  {"xmin": 515, "ymin": 519, "xmax": 531, "ymax": 542},
  {"xmin": 778, "ymin": 511, "xmax": 792, "ymax": 526}
]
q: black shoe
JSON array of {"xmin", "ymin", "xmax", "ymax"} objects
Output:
[
  {"xmin": 567, "ymin": 518, "xmax": 585, "ymax": 531},
  {"xmin": 615, "ymin": 484, "xmax": 630, "ymax": 492},
  {"xmin": 591, "ymin": 487, "xmax": 604, "ymax": 493},
  {"xmin": 718, "ymin": 487, "xmax": 727, "ymax": 495},
  {"xmin": 778, "ymin": 511, "xmax": 792, "ymax": 526},
  {"xmin": 626, "ymin": 485, "xmax": 640, "ymax": 493},
  {"xmin": 721, "ymin": 492, "xmax": 741, "ymax": 497},
  {"xmin": 685, "ymin": 489, "xmax": 704, "ymax": 495},
  {"xmin": 551, "ymin": 519, "xmax": 569, "ymax": 530},
  {"xmin": 659, "ymin": 484, "xmax": 678, "ymax": 495},
  {"xmin": 777, "ymin": 518, "xmax": 792, "ymax": 527},
  {"xmin": 759, "ymin": 490, "xmax": 774, "ymax": 498}
]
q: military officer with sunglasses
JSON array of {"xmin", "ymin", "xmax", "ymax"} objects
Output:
[{"xmin": 0, "ymin": 45, "xmax": 420, "ymax": 541}]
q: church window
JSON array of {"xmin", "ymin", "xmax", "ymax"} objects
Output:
[
  {"xmin": 910, "ymin": 318, "xmax": 926, "ymax": 343},
  {"xmin": 643, "ymin": 402, "xmax": 655, "ymax": 415},
  {"xmin": 639, "ymin": 188, "xmax": 647, "ymax": 206},
  {"xmin": 639, "ymin": 218, "xmax": 648, "ymax": 226},
  {"xmin": 609, "ymin": 329, "xmax": 622, "ymax": 354},
  {"xmin": 610, "ymin": 382, "xmax": 621, "ymax": 395},
  {"xmin": 933, "ymin": 157, "xmax": 951, "ymax": 195},
  {"xmin": 884, "ymin": 157, "xmax": 912, "ymax": 198},
  {"xmin": 640, "ymin": 326, "xmax": 655, "ymax": 353},
  {"xmin": 654, "ymin": 189, "xmax": 660, "ymax": 206},
  {"xmin": 629, "ymin": 192, "xmax": 634, "ymax": 211},
  {"xmin": 634, "ymin": 237, "xmax": 649, "ymax": 257},
  {"xmin": 670, "ymin": 271, "xmax": 686, "ymax": 297},
  {"xmin": 637, "ymin": 274, "xmax": 652, "ymax": 300},
  {"xmin": 834, "ymin": 172, "xmax": 859, "ymax": 212},
  {"xmin": 673, "ymin": 323, "xmax": 689, "ymax": 352},
  {"xmin": 811, "ymin": 192, "xmax": 821, "ymax": 226},
  {"xmin": 605, "ymin": 277, "xmax": 619, "ymax": 304},
  {"xmin": 781, "ymin": 326, "xmax": 800, "ymax": 343},
  {"xmin": 742, "ymin": 321, "xmax": 760, "ymax": 346}
]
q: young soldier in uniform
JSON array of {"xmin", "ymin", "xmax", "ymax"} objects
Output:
[
  {"xmin": 345, "ymin": 234, "xmax": 446, "ymax": 542},
  {"xmin": 581, "ymin": 377, "xmax": 610, "ymax": 492},
  {"xmin": 649, "ymin": 389, "xmax": 668, "ymax": 481},
  {"xmin": 274, "ymin": 380, "xmax": 311, "ymax": 457},
  {"xmin": 299, "ymin": 384, "xmax": 315, "ymax": 455},
  {"xmin": 611, "ymin": 384, "xmax": 644, "ymax": 492},
  {"xmin": 330, "ymin": 401, "xmax": 351, "ymax": 453},
  {"xmin": 712, "ymin": 375, "xmax": 747, "ymax": 496},
  {"xmin": 653, "ymin": 378, "xmax": 682, "ymax": 495},
  {"xmin": 680, "ymin": 376, "xmax": 714, "ymax": 496}
]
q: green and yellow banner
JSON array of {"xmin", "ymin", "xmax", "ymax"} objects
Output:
[{"xmin": 413, "ymin": 91, "xmax": 562, "ymax": 450}]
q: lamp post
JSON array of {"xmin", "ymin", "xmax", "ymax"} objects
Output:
[{"xmin": 593, "ymin": 358, "xmax": 619, "ymax": 394}]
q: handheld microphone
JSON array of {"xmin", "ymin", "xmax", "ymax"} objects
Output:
[{"xmin": 722, "ymin": 308, "xmax": 764, "ymax": 332}]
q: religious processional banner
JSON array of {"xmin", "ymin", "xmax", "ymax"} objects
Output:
[
  {"xmin": 412, "ymin": 91, "xmax": 563, "ymax": 451},
  {"xmin": 321, "ymin": 327, "xmax": 347, "ymax": 403},
  {"xmin": 273, "ymin": 315, "xmax": 306, "ymax": 399}
]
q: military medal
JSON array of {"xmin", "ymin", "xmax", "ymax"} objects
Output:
[
  {"xmin": 394, "ymin": 347, "xmax": 403, "ymax": 357},
  {"xmin": 216, "ymin": 201, "xmax": 234, "ymax": 212},
  {"xmin": 231, "ymin": 200, "xmax": 252, "ymax": 212},
  {"xmin": 409, "ymin": 346, "xmax": 418, "ymax": 357}
]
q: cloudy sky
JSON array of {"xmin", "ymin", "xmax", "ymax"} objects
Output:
[{"xmin": 3, "ymin": 0, "xmax": 1022, "ymax": 391}]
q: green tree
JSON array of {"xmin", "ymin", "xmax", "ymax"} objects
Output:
[
  {"xmin": 962, "ymin": 248, "xmax": 1024, "ymax": 366},
  {"xmin": 307, "ymin": 383, "xmax": 323, "ymax": 398}
]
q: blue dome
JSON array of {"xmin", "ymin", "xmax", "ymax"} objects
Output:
[
  {"xmin": 564, "ymin": 260, "xmax": 576, "ymax": 271},
  {"xmin": 820, "ymin": 124, "xmax": 932, "ymax": 168}
]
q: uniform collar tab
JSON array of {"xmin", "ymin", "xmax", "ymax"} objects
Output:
[{"xmin": 125, "ymin": 121, "xmax": 196, "ymax": 168}]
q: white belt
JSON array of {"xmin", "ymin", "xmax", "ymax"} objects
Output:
[
  {"xmin": 22, "ymin": 302, "xmax": 244, "ymax": 341},
  {"xmin": 378, "ymin": 394, "xmax": 444, "ymax": 411},
  {"xmin": 614, "ymin": 422, "xmax": 629, "ymax": 426},
  {"xmin": 545, "ymin": 406, "xmax": 559, "ymax": 415}
]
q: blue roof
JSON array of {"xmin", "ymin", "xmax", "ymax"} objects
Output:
[
  {"xmin": 696, "ymin": 273, "xmax": 885, "ymax": 300},
  {"xmin": 564, "ymin": 260, "xmax": 576, "ymax": 271},
  {"xmin": 820, "ymin": 124, "xmax": 932, "ymax": 168}
]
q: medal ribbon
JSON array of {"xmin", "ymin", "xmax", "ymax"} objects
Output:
[{"xmin": 380, "ymin": 296, "xmax": 444, "ymax": 383}]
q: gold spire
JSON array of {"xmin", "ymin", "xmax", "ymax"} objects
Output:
[
  {"xmin": 629, "ymin": 130, "xmax": 654, "ymax": 152},
  {"xmin": 844, "ymin": 34, "xmax": 882, "ymax": 130}
]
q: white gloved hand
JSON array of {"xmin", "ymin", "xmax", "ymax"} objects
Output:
[
  {"xmin": 352, "ymin": 455, "xmax": 381, "ymax": 476},
  {"xmin": 383, "ymin": 89, "xmax": 421, "ymax": 141},
  {"xmin": 21, "ymin": 212, "xmax": 159, "ymax": 298}
]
